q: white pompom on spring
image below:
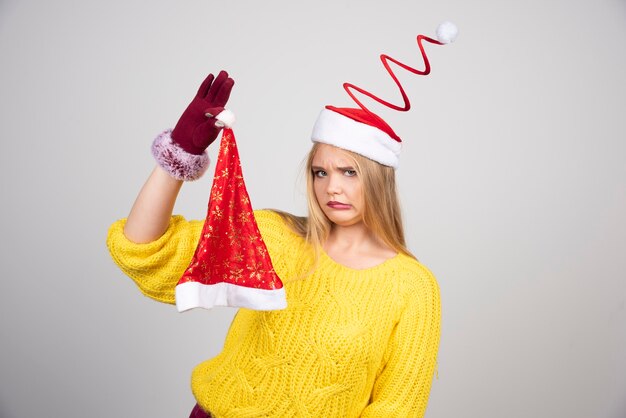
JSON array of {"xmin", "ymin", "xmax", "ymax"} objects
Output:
[{"xmin": 436, "ymin": 21, "xmax": 459, "ymax": 44}]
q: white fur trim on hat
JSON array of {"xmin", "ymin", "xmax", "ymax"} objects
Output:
[
  {"xmin": 175, "ymin": 281, "xmax": 287, "ymax": 312},
  {"xmin": 311, "ymin": 109, "xmax": 401, "ymax": 168},
  {"xmin": 215, "ymin": 109, "xmax": 236, "ymax": 128}
]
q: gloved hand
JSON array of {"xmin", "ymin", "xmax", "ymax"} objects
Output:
[
  {"xmin": 171, "ymin": 71, "xmax": 235, "ymax": 155},
  {"xmin": 151, "ymin": 71, "xmax": 235, "ymax": 181}
]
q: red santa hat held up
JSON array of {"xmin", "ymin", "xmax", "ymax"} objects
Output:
[{"xmin": 176, "ymin": 111, "xmax": 287, "ymax": 312}]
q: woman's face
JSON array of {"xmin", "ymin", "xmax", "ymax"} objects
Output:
[{"xmin": 311, "ymin": 144, "xmax": 364, "ymax": 227}]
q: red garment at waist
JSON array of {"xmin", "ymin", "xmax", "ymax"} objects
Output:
[{"xmin": 189, "ymin": 403, "xmax": 213, "ymax": 418}]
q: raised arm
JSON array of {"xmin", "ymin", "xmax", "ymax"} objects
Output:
[
  {"xmin": 123, "ymin": 165, "xmax": 184, "ymax": 243},
  {"xmin": 122, "ymin": 71, "xmax": 235, "ymax": 243}
]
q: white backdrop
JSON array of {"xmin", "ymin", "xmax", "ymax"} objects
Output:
[{"xmin": 1, "ymin": 0, "xmax": 625, "ymax": 417}]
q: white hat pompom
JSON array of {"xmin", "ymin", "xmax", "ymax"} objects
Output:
[
  {"xmin": 215, "ymin": 109, "xmax": 236, "ymax": 128},
  {"xmin": 436, "ymin": 21, "xmax": 458, "ymax": 44}
]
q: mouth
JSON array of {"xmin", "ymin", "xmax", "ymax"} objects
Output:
[{"xmin": 327, "ymin": 201, "xmax": 352, "ymax": 210}]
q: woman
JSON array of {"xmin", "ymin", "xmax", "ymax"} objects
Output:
[{"xmin": 107, "ymin": 70, "xmax": 441, "ymax": 417}]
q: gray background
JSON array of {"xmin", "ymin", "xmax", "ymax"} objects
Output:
[{"xmin": 1, "ymin": 0, "xmax": 625, "ymax": 417}]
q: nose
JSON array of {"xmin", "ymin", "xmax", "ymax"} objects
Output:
[{"xmin": 326, "ymin": 173, "xmax": 342, "ymax": 197}]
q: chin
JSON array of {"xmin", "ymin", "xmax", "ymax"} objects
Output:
[{"xmin": 324, "ymin": 211, "xmax": 362, "ymax": 227}]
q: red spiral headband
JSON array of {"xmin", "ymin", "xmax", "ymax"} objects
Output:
[
  {"xmin": 312, "ymin": 21, "xmax": 458, "ymax": 167},
  {"xmin": 346, "ymin": 35, "xmax": 446, "ymax": 113}
]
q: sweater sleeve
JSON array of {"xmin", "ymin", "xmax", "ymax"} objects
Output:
[
  {"xmin": 361, "ymin": 266, "xmax": 441, "ymax": 418},
  {"xmin": 106, "ymin": 215, "xmax": 204, "ymax": 304}
]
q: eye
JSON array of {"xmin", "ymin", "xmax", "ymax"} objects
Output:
[
  {"xmin": 344, "ymin": 169, "xmax": 357, "ymax": 177},
  {"xmin": 313, "ymin": 169, "xmax": 327, "ymax": 178}
]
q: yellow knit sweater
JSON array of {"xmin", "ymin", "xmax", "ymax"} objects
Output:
[{"xmin": 106, "ymin": 210, "xmax": 440, "ymax": 417}]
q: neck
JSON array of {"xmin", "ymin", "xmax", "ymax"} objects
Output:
[
  {"xmin": 322, "ymin": 221, "xmax": 398, "ymax": 269},
  {"xmin": 325, "ymin": 222, "xmax": 381, "ymax": 253}
]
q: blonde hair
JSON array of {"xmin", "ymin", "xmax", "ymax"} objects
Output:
[{"xmin": 275, "ymin": 143, "xmax": 415, "ymax": 260}]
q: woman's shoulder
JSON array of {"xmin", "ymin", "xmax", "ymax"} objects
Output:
[
  {"xmin": 254, "ymin": 209, "xmax": 306, "ymax": 237},
  {"xmin": 253, "ymin": 208, "xmax": 289, "ymax": 226},
  {"xmin": 253, "ymin": 210, "xmax": 312, "ymax": 280},
  {"xmin": 391, "ymin": 254, "xmax": 439, "ymax": 293},
  {"xmin": 253, "ymin": 209, "xmax": 308, "ymax": 250}
]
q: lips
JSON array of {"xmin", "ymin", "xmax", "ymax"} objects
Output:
[{"xmin": 327, "ymin": 201, "xmax": 352, "ymax": 210}]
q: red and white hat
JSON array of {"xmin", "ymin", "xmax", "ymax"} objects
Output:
[
  {"xmin": 311, "ymin": 21, "xmax": 458, "ymax": 168},
  {"xmin": 176, "ymin": 124, "xmax": 287, "ymax": 312}
]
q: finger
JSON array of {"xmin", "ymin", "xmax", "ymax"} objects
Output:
[
  {"xmin": 206, "ymin": 70, "xmax": 229, "ymax": 102},
  {"xmin": 204, "ymin": 106, "xmax": 225, "ymax": 118},
  {"xmin": 213, "ymin": 78, "xmax": 234, "ymax": 108},
  {"xmin": 196, "ymin": 73, "xmax": 215, "ymax": 98}
]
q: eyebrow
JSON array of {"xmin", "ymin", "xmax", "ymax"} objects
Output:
[{"xmin": 311, "ymin": 166, "xmax": 356, "ymax": 171}]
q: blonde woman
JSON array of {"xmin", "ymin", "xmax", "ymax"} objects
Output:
[{"xmin": 107, "ymin": 70, "xmax": 441, "ymax": 417}]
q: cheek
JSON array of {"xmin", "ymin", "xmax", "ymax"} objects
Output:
[
  {"xmin": 313, "ymin": 179, "xmax": 324, "ymax": 200},
  {"xmin": 353, "ymin": 183, "xmax": 364, "ymax": 206},
  {"xmin": 347, "ymin": 179, "xmax": 360, "ymax": 195}
]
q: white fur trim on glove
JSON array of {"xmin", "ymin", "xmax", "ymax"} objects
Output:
[
  {"xmin": 151, "ymin": 129, "xmax": 210, "ymax": 181},
  {"xmin": 311, "ymin": 109, "xmax": 401, "ymax": 168}
]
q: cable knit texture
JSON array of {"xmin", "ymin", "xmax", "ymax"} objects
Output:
[{"xmin": 106, "ymin": 210, "xmax": 440, "ymax": 417}]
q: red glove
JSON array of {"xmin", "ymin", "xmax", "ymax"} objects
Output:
[
  {"xmin": 171, "ymin": 71, "xmax": 235, "ymax": 155},
  {"xmin": 152, "ymin": 71, "xmax": 235, "ymax": 181}
]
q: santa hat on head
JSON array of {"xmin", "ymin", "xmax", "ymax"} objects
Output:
[{"xmin": 311, "ymin": 21, "xmax": 458, "ymax": 168}]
